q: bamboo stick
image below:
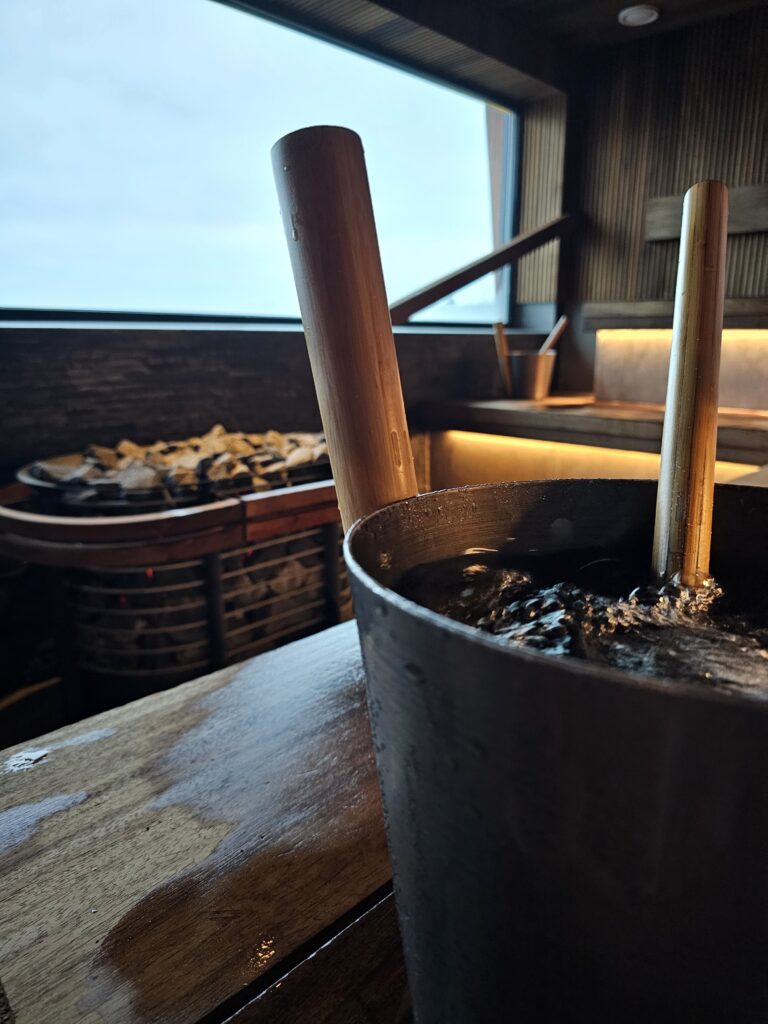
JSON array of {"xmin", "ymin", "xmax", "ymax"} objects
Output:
[
  {"xmin": 538, "ymin": 314, "xmax": 568, "ymax": 355},
  {"xmin": 493, "ymin": 322, "xmax": 512, "ymax": 396},
  {"xmin": 272, "ymin": 126, "xmax": 418, "ymax": 533},
  {"xmin": 652, "ymin": 180, "xmax": 729, "ymax": 586}
]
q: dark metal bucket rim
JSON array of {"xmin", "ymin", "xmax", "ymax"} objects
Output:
[{"xmin": 344, "ymin": 477, "xmax": 768, "ymax": 713}]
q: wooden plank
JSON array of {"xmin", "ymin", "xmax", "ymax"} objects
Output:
[
  {"xmin": 0, "ymin": 621, "xmax": 389, "ymax": 1024},
  {"xmin": 242, "ymin": 481, "xmax": 341, "ymax": 542},
  {"xmin": 516, "ymin": 95, "xmax": 567, "ymax": 305},
  {"xmin": 389, "ymin": 216, "xmax": 572, "ymax": 324},
  {"xmin": 415, "ymin": 402, "xmax": 768, "ymax": 465},
  {"xmin": 646, "ymin": 184, "xmax": 768, "ymax": 240},
  {"xmin": 0, "ymin": 522, "xmax": 247, "ymax": 569},
  {"xmin": 226, "ymin": 894, "xmax": 408, "ymax": 1024},
  {"xmin": 245, "ymin": 506, "xmax": 340, "ymax": 543},
  {"xmin": 241, "ymin": 480, "xmax": 337, "ymax": 520},
  {"xmin": 581, "ymin": 298, "xmax": 768, "ymax": 327},
  {"xmin": 0, "ymin": 496, "xmax": 243, "ymax": 544},
  {"xmin": 0, "ymin": 482, "xmax": 344, "ymax": 568}
]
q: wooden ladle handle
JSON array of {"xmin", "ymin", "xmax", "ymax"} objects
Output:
[
  {"xmin": 652, "ymin": 180, "xmax": 729, "ymax": 586},
  {"xmin": 272, "ymin": 126, "xmax": 418, "ymax": 533}
]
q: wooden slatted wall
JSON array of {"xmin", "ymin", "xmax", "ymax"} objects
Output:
[
  {"xmin": 516, "ymin": 93, "xmax": 567, "ymax": 303},
  {"xmin": 574, "ymin": 5, "xmax": 767, "ymax": 303}
]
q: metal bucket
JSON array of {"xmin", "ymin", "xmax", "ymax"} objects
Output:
[{"xmin": 345, "ymin": 478, "xmax": 768, "ymax": 1023}]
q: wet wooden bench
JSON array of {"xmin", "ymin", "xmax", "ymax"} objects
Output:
[{"xmin": 0, "ymin": 621, "xmax": 407, "ymax": 1023}]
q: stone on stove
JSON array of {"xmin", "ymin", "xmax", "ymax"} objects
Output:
[{"xmin": 27, "ymin": 425, "xmax": 329, "ymax": 503}]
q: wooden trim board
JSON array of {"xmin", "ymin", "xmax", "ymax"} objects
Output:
[
  {"xmin": 646, "ymin": 184, "xmax": 768, "ymax": 241},
  {"xmin": 582, "ymin": 298, "xmax": 768, "ymax": 328}
]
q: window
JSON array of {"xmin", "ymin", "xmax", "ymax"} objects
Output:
[{"xmin": 0, "ymin": 0, "xmax": 517, "ymax": 322}]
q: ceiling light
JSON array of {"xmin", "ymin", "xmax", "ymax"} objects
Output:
[{"xmin": 617, "ymin": 4, "xmax": 660, "ymax": 27}]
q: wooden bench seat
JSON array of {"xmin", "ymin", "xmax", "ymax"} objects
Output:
[{"xmin": 0, "ymin": 622, "xmax": 405, "ymax": 1023}]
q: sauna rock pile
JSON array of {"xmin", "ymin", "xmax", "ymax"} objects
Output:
[{"xmin": 28, "ymin": 424, "xmax": 328, "ymax": 498}]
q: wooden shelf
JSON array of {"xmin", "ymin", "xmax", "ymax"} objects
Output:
[{"xmin": 415, "ymin": 397, "xmax": 768, "ymax": 465}]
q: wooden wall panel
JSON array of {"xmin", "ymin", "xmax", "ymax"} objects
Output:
[
  {"xmin": 573, "ymin": 6, "xmax": 767, "ymax": 304},
  {"xmin": 516, "ymin": 93, "xmax": 567, "ymax": 303}
]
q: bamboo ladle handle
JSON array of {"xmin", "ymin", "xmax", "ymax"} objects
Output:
[
  {"xmin": 493, "ymin": 322, "xmax": 512, "ymax": 396},
  {"xmin": 272, "ymin": 126, "xmax": 418, "ymax": 533},
  {"xmin": 538, "ymin": 315, "xmax": 568, "ymax": 356},
  {"xmin": 652, "ymin": 180, "xmax": 729, "ymax": 586}
]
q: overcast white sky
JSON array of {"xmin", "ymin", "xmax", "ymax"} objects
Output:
[{"xmin": 0, "ymin": 0, "xmax": 502, "ymax": 317}]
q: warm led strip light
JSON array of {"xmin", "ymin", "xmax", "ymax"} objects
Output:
[{"xmin": 430, "ymin": 431, "xmax": 758, "ymax": 490}]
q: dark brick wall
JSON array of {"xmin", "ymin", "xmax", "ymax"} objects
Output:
[{"xmin": 0, "ymin": 325, "xmax": 501, "ymax": 480}]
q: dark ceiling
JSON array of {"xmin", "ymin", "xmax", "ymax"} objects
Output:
[
  {"xmin": 479, "ymin": 0, "xmax": 765, "ymax": 45},
  {"xmin": 233, "ymin": 0, "xmax": 765, "ymax": 106}
]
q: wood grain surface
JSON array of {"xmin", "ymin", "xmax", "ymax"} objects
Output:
[
  {"xmin": 515, "ymin": 95, "xmax": 567, "ymax": 305},
  {"xmin": 573, "ymin": 8, "xmax": 767, "ymax": 305},
  {"xmin": 652, "ymin": 181, "xmax": 728, "ymax": 584},
  {"xmin": 580, "ymin": 298, "xmax": 768, "ymax": 326},
  {"xmin": 225, "ymin": 894, "xmax": 408, "ymax": 1024},
  {"xmin": 0, "ymin": 621, "xmax": 389, "ymax": 1024},
  {"xmin": 415, "ymin": 399, "xmax": 768, "ymax": 465},
  {"xmin": 493, "ymin": 324, "xmax": 512, "ymax": 397},
  {"xmin": 0, "ymin": 482, "xmax": 343, "ymax": 570},
  {"xmin": 273, "ymin": 127, "xmax": 418, "ymax": 532},
  {"xmin": 646, "ymin": 183, "xmax": 768, "ymax": 240}
]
